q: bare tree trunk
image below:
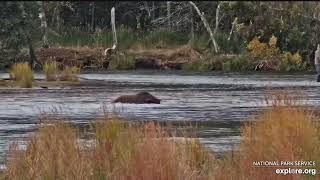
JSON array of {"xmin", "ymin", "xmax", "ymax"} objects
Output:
[
  {"xmin": 214, "ymin": 3, "xmax": 221, "ymax": 35},
  {"xmin": 38, "ymin": 1, "xmax": 49, "ymax": 48},
  {"xmin": 52, "ymin": 2, "xmax": 61, "ymax": 32},
  {"xmin": 19, "ymin": 2, "xmax": 38, "ymax": 68},
  {"xmin": 144, "ymin": 2, "xmax": 151, "ymax": 17},
  {"xmin": 26, "ymin": 36, "xmax": 37, "ymax": 68},
  {"xmin": 189, "ymin": 1, "xmax": 219, "ymax": 53},
  {"xmin": 167, "ymin": 1, "xmax": 171, "ymax": 28},
  {"xmin": 91, "ymin": 2, "xmax": 95, "ymax": 32},
  {"xmin": 56, "ymin": 5, "xmax": 61, "ymax": 32},
  {"xmin": 190, "ymin": 4, "xmax": 194, "ymax": 42},
  {"xmin": 228, "ymin": 17, "xmax": 238, "ymax": 41},
  {"xmin": 111, "ymin": 7, "xmax": 117, "ymax": 48},
  {"xmin": 104, "ymin": 7, "xmax": 117, "ymax": 56},
  {"xmin": 152, "ymin": 2, "xmax": 155, "ymax": 20}
]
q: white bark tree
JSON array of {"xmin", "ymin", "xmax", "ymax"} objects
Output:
[
  {"xmin": 167, "ymin": 1, "xmax": 171, "ymax": 27},
  {"xmin": 104, "ymin": 7, "xmax": 117, "ymax": 56},
  {"xmin": 228, "ymin": 17, "xmax": 238, "ymax": 41},
  {"xmin": 91, "ymin": 2, "xmax": 95, "ymax": 32},
  {"xmin": 189, "ymin": 1, "xmax": 219, "ymax": 53},
  {"xmin": 214, "ymin": 2, "xmax": 222, "ymax": 35},
  {"xmin": 38, "ymin": 1, "xmax": 48, "ymax": 48},
  {"xmin": 190, "ymin": 4, "xmax": 194, "ymax": 42}
]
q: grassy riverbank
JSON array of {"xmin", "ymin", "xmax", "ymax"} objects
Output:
[
  {"xmin": 2, "ymin": 93, "xmax": 320, "ymax": 180},
  {"xmin": 9, "ymin": 28, "xmax": 314, "ymax": 73}
]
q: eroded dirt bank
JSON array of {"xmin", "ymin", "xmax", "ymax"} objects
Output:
[
  {"xmin": 128, "ymin": 46, "xmax": 203, "ymax": 70},
  {"xmin": 18, "ymin": 46, "xmax": 204, "ymax": 70}
]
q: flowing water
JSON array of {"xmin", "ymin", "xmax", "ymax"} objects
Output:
[{"xmin": 0, "ymin": 71, "xmax": 320, "ymax": 165}]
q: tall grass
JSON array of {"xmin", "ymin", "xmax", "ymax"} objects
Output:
[
  {"xmin": 59, "ymin": 66, "xmax": 80, "ymax": 82},
  {"xmin": 10, "ymin": 62, "xmax": 34, "ymax": 88},
  {"xmin": 43, "ymin": 61, "xmax": 59, "ymax": 81},
  {"xmin": 215, "ymin": 93, "xmax": 320, "ymax": 180},
  {"xmin": 51, "ymin": 27, "xmax": 137, "ymax": 50},
  {"xmin": 189, "ymin": 33, "xmax": 247, "ymax": 54},
  {"xmin": 221, "ymin": 56, "xmax": 251, "ymax": 71},
  {"xmin": 109, "ymin": 54, "xmax": 136, "ymax": 70},
  {"xmin": 137, "ymin": 30, "xmax": 188, "ymax": 49},
  {"xmin": 182, "ymin": 55, "xmax": 251, "ymax": 72},
  {"xmin": 50, "ymin": 27, "xmax": 192, "ymax": 50},
  {"xmin": 4, "ymin": 118, "xmax": 216, "ymax": 179},
  {"xmin": 182, "ymin": 60, "xmax": 214, "ymax": 72}
]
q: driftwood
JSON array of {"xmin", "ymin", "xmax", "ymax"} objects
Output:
[
  {"xmin": 189, "ymin": 1, "xmax": 219, "ymax": 53},
  {"xmin": 254, "ymin": 60, "xmax": 275, "ymax": 71}
]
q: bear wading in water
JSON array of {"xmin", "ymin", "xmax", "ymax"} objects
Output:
[{"xmin": 112, "ymin": 92, "xmax": 161, "ymax": 104}]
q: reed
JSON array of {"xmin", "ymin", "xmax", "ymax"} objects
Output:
[
  {"xmin": 215, "ymin": 92, "xmax": 320, "ymax": 180},
  {"xmin": 109, "ymin": 54, "xmax": 136, "ymax": 70},
  {"xmin": 43, "ymin": 61, "xmax": 59, "ymax": 81},
  {"xmin": 10, "ymin": 62, "xmax": 34, "ymax": 88},
  {"xmin": 59, "ymin": 66, "xmax": 80, "ymax": 82},
  {"xmin": 4, "ymin": 118, "xmax": 216, "ymax": 180}
]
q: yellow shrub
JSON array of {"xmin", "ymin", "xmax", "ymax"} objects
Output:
[
  {"xmin": 247, "ymin": 35, "xmax": 279, "ymax": 61},
  {"xmin": 291, "ymin": 52, "xmax": 302, "ymax": 65},
  {"xmin": 43, "ymin": 61, "xmax": 59, "ymax": 81},
  {"xmin": 281, "ymin": 51, "xmax": 302, "ymax": 66},
  {"xmin": 247, "ymin": 37, "xmax": 268, "ymax": 59},
  {"xmin": 268, "ymin": 35, "xmax": 277, "ymax": 48},
  {"xmin": 266, "ymin": 35, "xmax": 279, "ymax": 57},
  {"xmin": 281, "ymin": 52, "xmax": 292, "ymax": 63},
  {"xmin": 247, "ymin": 35, "xmax": 303, "ymax": 71},
  {"xmin": 10, "ymin": 62, "xmax": 34, "ymax": 88},
  {"xmin": 59, "ymin": 66, "xmax": 80, "ymax": 81}
]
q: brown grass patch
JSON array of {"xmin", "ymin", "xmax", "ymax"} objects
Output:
[
  {"xmin": 59, "ymin": 66, "xmax": 81, "ymax": 82},
  {"xmin": 4, "ymin": 118, "xmax": 216, "ymax": 180},
  {"xmin": 10, "ymin": 62, "xmax": 34, "ymax": 88},
  {"xmin": 215, "ymin": 92, "xmax": 320, "ymax": 180},
  {"xmin": 43, "ymin": 61, "xmax": 59, "ymax": 81}
]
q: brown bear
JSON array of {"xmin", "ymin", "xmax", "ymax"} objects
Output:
[{"xmin": 112, "ymin": 92, "xmax": 161, "ymax": 104}]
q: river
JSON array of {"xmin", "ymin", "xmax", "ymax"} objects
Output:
[{"xmin": 0, "ymin": 71, "xmax": 319, "ymax": 165}]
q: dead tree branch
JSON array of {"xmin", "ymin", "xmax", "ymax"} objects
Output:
[{"xmin": 189, "ymin": 1, "xmax": 219, "ymax": 53}]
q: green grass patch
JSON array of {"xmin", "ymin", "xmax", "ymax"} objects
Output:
[
  {"xmin": 109, "ymin": 54, "xmax": 136, "ymax": 70},
  {"xmin": 182, "ymin": 61, "xmax": 214, "ymax": 72}
]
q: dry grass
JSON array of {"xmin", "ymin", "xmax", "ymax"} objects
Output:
[
  {"xmin": 4, "ymin": 118, "xmax": 216, "ymax": 180},
  {"xmin": 215, "ymin": 93, "xmax": 320, "ymax": 180},
  {"xmin": 59, "ymin": 66, "xmax": 80, "ymax": 82},
  {"xmin": 43, "ymin": 61, "xmax": 59, "ymax": 81},
  {"xmin": 10, "ymin": 62, "xmax": 34, "ymax": 88}
]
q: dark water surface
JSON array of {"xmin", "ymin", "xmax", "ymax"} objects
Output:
[{"xmin": 0, "ymin": 71, "xmax": 320, "ymax": 165}]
